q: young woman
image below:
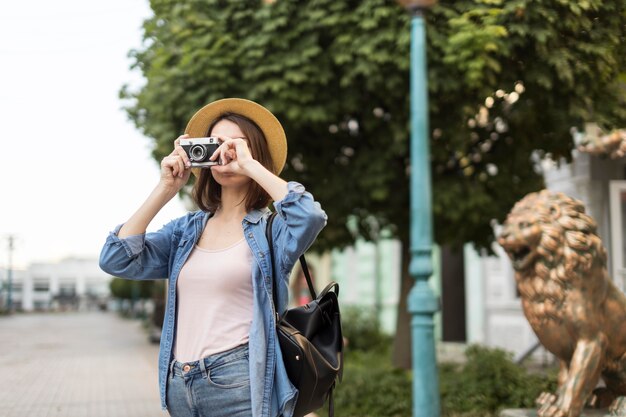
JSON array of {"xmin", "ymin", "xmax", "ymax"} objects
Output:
[{"xmin": 99, "ymin": 98, "xmax": 327, "ymax": 417}]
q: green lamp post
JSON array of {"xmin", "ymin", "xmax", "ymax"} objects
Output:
[{"xmin": 397, "ymin": 1, "xmax": 441, "ymax": 416}]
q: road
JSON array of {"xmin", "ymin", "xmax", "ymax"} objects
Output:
[{"xmin": 0, "ymin": 312, "xmax": 164, "ymax": 417}]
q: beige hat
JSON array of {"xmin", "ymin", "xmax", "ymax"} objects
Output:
[{"xmin": 184, "ymin": 98, "xmax": 287, "ymax": 175}]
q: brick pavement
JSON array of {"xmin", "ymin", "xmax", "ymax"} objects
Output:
[{"xmin": 0, "ymin": 312, "xmax": 165, "ymax": 417}]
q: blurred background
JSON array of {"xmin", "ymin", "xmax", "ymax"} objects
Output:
[{"xmin": 1, "ymin": 0, "xmax": 625, "ymax": 416}]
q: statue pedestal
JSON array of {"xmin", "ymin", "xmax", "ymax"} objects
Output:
[{"xmin": 500, "ymin": 410, "xmax": 609, "ymax": 417}]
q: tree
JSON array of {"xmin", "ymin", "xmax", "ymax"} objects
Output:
[
  {"xmin": 109, "ymin": 277, "xmax": 154, "ymax": 300},
  {"xmin": 122, "ymin": 0, "xmax": 626, "ymax": 366},
  {"xmin": 109, "ymin": 278, "xmax": 154, "ymax": 317}
]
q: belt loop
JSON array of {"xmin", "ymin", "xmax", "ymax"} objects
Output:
[
  {"xmin": 169, "ymin": 358, "xmax": 176, "ymax": 378},
  {"xmin": 199, "ymin": 357, "xmax": 208, "ymax": 379}
]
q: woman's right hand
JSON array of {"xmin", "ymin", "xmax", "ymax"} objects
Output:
[{"xmin": 158, "ymin": 134, "xmax": 192, "ymax": 194}]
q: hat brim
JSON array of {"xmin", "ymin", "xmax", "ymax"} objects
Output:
[{"xmin": 184, "ymin": 98, "xmax": 287, "ymax": 176}]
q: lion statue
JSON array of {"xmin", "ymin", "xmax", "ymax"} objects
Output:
[{"xmin": 498, "ymin": 190, "xmax": 626, "ymax": 417}]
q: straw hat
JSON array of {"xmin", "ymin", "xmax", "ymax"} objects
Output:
[{"xmin": 184, "ymin": 98, "xmax": 287, "ymax": 175}]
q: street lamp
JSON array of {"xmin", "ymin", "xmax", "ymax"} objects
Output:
[{"xmin": 396, "ymin": 1, "xmax": 440, "ymax": 417}]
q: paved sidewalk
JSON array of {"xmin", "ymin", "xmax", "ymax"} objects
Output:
[{"xmin": 0, "ymin": 312, "xmax": 165, "ymax": 417}]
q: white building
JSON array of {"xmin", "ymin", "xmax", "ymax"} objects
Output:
[{"xmin": 0, "ymin": 257, "xmax": 110, "ymax": 312}]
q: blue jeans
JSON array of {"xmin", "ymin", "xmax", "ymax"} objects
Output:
[{"xmin": 166, "ymin": 344, "xmax": 252, "ymax": 417}]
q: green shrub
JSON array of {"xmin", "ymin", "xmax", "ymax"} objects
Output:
[
  {"xmin": 317, "ymin": 344, "xmax": 556, "ymax": 417},
  {"xmin": 326, "ymin": 308, "xmax": 556, "ymax": 416},
  {"xmin": 341, "ymin": 305, "xmax": 393, "ymax": 353},
  {"xmin": 440, "ymin": 345, "xmax": 558, "ymax": 414},
  {"xmin": 318, "ymin": 348, "xmax": 411, "ymax": 417}
]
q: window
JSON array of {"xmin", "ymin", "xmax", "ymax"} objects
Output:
[
  {"xmin": 59, "ymin": 282, "xmax": 76, "ymax": 297},
  {"xmin": 33, "ymin": 279, "xmax": 49, "ymax": 292}
]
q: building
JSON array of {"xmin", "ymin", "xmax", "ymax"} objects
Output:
[
  {"xmin": 329, "ymin": 237, "xmax": 402, "ymax": 334},
  {"xmin": 0, "ymin": 257, "xmax": 110, "ymax": 312}
]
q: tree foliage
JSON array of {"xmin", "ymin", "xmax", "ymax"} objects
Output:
[
  {"xmin": 109, "ymin": 277, "xmax": 154, "ymax": 300},
  {"xmin": 122, "ymin": 0, "xmax": 626, "ymax": 251}
]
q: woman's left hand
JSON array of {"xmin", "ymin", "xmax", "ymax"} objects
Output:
[{"xmin": 209, "ymin": 135, "xmax": 256, "ymax": 175}]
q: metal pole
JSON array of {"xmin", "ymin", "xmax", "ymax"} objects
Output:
[
  {"xmin": 7, "ymin": 235, "xmax": 14, "ymax": 312},
  {"xmin": 408, "ymin": 8, "xmax": 440, "ymax": 417}
]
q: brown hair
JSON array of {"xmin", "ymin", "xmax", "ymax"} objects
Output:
[{"xmin": 192, "ymin": 113, "xmax": 274, "ymax": 213}]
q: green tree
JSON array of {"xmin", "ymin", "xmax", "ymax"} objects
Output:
[
  {"xmin": 109, "ymin": 277, "xmax": 154, "ymax": 300},
  {"xmin": 109, "ymin": 278, "xmax": 154, "ymax": 318},
  {"xmin": 122, "ymin": 0, "xmax": 626, "ymax": 365}
]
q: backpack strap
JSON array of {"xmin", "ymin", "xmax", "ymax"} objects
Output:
[
  {"xmin": 298, "ymin": 254, "xmax": 317, "ymax": 300},
  {"xmin": 265, "ymin": 212, "xmax": 279, "ymax": 319},
  {"xmin": 265, "ymin": 212, "xmax": 316, "ymax": 317}
]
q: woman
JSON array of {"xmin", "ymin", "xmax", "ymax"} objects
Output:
[{"xmin": 99, "ymin": 98, "xmax": 327, "ymax": 417}]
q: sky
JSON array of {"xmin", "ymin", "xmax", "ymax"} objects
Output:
[{"xmin": 0, "ymin": 0, "xmax": 187, "ymax": 269}]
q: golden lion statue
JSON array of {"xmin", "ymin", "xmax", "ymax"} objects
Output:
[{"xmin": 498, "ymin": 190, "xmax": 626, "ymax": 417}]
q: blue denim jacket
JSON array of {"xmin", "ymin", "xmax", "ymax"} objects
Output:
[{"xmin": 99, "ymin": 182, "xmax": 327, "ymax": 417}]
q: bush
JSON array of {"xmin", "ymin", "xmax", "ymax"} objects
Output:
[
  {"xmin": 341, "ymin": 305, "xmax": 393, "ymax": 353},
  {"xmin": 325, "ymin": 308, "xmax": 556, "ymax": 416},
  {"xmin": 317, "ymin": 344, "xmax": 556, "ymax": 417},
  {"xmin": 317, "ymin": 306, "xmax": 406, "ymax": 416},
  {"xmin": 440, "ymin": 345, "xmax": 558, "ymax": 414},
  {"xmin": 317, "ymin": 348, "xmax": 411, "ymax": 417}
]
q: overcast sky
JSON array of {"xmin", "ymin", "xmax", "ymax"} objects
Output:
[{"xmin": 0, "ymin": 0, "xmax": 187, "ymax": 269}]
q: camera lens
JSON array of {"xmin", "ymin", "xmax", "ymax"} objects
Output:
[{"xmin": 189, "ymin": 145, "xmax": 206, "ymax": 161}]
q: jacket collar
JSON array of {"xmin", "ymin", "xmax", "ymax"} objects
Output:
[
  {"xmin": 244, "ymin": 207, "xmax": 271, "ymax": 224},
  {"xmin": 196, "ymin": 207, "xmax": 269, "ymax": 230}
]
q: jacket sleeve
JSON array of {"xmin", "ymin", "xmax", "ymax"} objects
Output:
[
  {"xmin": 272, "ymin": 181, "xmax": 327, "ymax": 275},
  {"xmin": 99, "ymin": 215, "xmax": 186, "ymax": 280}
]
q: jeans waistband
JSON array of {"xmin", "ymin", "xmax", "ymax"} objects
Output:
[{"xmin": 169, "ymin": 344, "xmax": 249, "ymax": 378}]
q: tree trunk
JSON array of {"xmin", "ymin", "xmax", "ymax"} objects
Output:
[
  {"xmin": 441, "ymin": 245, "xmax": 466, "ymax": 342},
  {"xmin": 392, "ymin": 241, "xmax": 413, "ymax": 369}
]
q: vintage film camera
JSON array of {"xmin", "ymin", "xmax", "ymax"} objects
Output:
[{"xmin": 180, "ymin": 137, "xmax": 221, "ymax": 168}]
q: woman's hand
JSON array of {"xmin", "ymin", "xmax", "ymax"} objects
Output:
[
  {"xmin": 209, "ymin": 134, "xmax": 288, "ymax": 202},
  {"xmin": 209, "ymin": 135, "xmax": 257, "ymax": 176},
  {"xmin": 158, "ymin": 134, "xmax": 192, "ymax": 194}
]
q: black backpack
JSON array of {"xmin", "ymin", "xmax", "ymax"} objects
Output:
[{"xmin": 266, "ymin": 213, "xmax": 343, "ymax": 417}]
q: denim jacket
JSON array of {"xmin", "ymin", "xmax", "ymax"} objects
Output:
[{"xmin": 99, "ymin": 182, "xmax": 327, "ymax": 417}]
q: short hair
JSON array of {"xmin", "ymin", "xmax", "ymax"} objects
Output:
[{"xmin": 191, "ymin": 112, "xmax": 274, "ymax": 213}]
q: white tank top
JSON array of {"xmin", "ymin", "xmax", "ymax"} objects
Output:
[{"xmin": 173, "ymin": 238, "xmax": 254, "ymax": 362}]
